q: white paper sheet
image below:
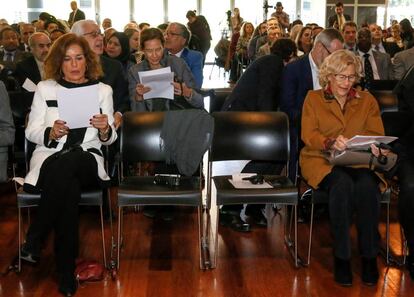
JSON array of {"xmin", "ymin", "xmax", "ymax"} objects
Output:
[
  {"xmin": 57, "ymin": 84, "xmax": 100, "ymax": 129},
  {"xmin": 138, "ymin": 66, "xmax": 174, "ymax": 100},
  {"xmin": 346, "ymin": 135, "xmax": 398, "ymax": 149},
  {"xmin": 22, "ymin": 78, "xmax": 37, "ymax": 92},
  {"xmin": 229, "ymin": 173, "xmax": 273, "ymax": 189}
]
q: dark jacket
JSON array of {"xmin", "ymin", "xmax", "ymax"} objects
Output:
[
  {"xmin": 100, "ymin": 55, "xmax": 130, "ymax": 114},
  {"xmin": 161, "ymin": 109, "xmax": 214, "ymax": 176},
  {"xmin": 223, "ymin": 54, "xmax": 284, "ymax": 111},
  {"xmin": 14, "ymin": 55, "xmax": 42, "ymax": 87}
]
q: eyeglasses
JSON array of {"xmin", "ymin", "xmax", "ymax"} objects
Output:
[
  {"xmin": 165, "ymin": 31, "xmax": 182, "ymax": 37},
  {"xmin": 320, "ymin": 42, "xmax": 332, "ymax": 55},
  {"xmin": 334, "ymin": 74, "xmax": 357, "ymax": 83},
  {"xmin": 83, "ymin": 30, "xmax": 102, "ymax": 38}
]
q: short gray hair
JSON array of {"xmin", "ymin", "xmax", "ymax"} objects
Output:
[
  {"xmin": 170, "ymin": 22, "xmax": 191, "ymax": 45},
  {"xmin": 71, "ymin": 19, "xmax": 96, "ymax": 36},
  {"xmin": 314, "ymin": 28, "xmax": 344, "ymax": 50},
  {"xmin": 28, "ymin": 31, "xmax": 50, "ymax": 47}
]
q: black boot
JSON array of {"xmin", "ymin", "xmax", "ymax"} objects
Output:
[
  {"xmin": 219, "ymin": 210, "xmax": 250, "ymax": 232},
  {"xmin": 58, "ymin": 272, "xmax": 78, "ymax": 297},
  {"xmin": 334, "ymin": 257, "xmax": 352, "ymax": 286},
  {"xmin": 361, "ymin": 257, "xmax": 379, "ymax": 286},
  {"xmin": 20, "ymin": 241, "xmax": 41, "ymax": 264}
]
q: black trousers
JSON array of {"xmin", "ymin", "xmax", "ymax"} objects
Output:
[
  {"xmin": 26, "ymin": 150, "xmax": 101, "ymax": 274},
  {"xmin": 397, "ymin": 159, "xmax": 414, "ymax": 252},
  {"xmin": 319, "ymin": 166, "xmax": 381, "ymax": 260}
]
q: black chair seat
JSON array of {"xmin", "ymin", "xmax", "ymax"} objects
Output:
[
  {"xmin": 17, "ymin": 188, "xmax": 103, "ymax": 207},
  {"xmin": 118, "ymin": 176, "xmax": 201, "ymax": 206},
  {"xmin": 213, "ymin": 175, "xmax": 297, "ymax": 205},
  {"xmin": 311, "ymin": 187, "xmax": 390, "ymax": 204}
]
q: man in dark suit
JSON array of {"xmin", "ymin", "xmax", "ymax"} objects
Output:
[
  {"xmin": 72, "ymin": 20, "xmax": 129, "ymax": 129},
  {"xmin": 18, "ymin": 23, "xmax": 35, "ymax": 52},
  {"xmin": 15, "ymin": 32, "xmax": 51, "ymax": 88},
  {"xmin": 280, "ymin": 28, "xmax": 344, "ymax": 181},
  {"xmin": 0, "ymin": 27, "xmax": 31, "ymax": 72},
  {"xmin": 342, "ymin": 21, "xmax": 358, "ymax": 52},
  {"xmin": 164, "ymin": 22, "xmax": 203, "ymax": 88},
  {"xmin": 393, "ymin": 46, "xmax": 414, "ymax": 80},
  {"xmin": 186, "ymin": 10, "xmax": 212, "ymax": 63},
  {"xmin": 369, "ymin": 23, "xmax": 401, "ymax": 58},
  {"xmin": 356, "ymin": 27, "xmax": 394, "ymax": 89},
  {"xmin": 68, "ymin": 1, "xmax": 85, "ymax": 28},
  {"xmin": 328, "ymin": 2, "xmax": 351, "ymax": 29}
]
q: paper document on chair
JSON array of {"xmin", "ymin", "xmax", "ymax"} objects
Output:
[
  {"xmin": 138, "ymin": 66, "xmax": 174, "ymax": 100},
  {"xmin": 229, "ymin": 173, "xmax": 273, "ymax": 189},
  {"xmin": 346, "ymin": 135, "xmax": 398, "ymax": 149}
]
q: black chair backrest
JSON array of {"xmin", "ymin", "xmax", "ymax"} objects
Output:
[
  {"xmin": 370, "ymin": 89, "xmax": 398, "ymax": 112},
  {"xmin": 209, "ymin": 88, "xmax": 232, "ymax": 113},
  {"xmin": 210, "ymin": 112, "xmax": 289, "ymax": 162},
  {"xmin": 8, "ymin": 91, "xmax": 34, "ymax": 127},
  {"xmin": 370, "ymin": 80, "xmax": 398, "ymax": 91},
  {"xmin": 121, "ymin": 111, "xmax": 166, "ymax": 163}
]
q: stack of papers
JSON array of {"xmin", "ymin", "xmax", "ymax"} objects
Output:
[
  {"xmin": 138, "ymin": 66, "xmax": 174, "ymax": 100},
  {"xmin": 346, "ymin": 135, "xmax": 398, "ymax": 150},
  {"xmin": 57, "ymin": 84, "xmax": 100, "ymax": 129}
]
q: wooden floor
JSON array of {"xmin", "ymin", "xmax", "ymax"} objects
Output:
[{"xmin": 0, "ymin": 182, "xmax": 413, "ymax": 297}]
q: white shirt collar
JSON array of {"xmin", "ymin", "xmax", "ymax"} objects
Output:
[
  {"xmin": 308, "ymin": 52, "xmax": 321, "ymax": 90},
  {"xmin": 169, "ymin": 48, "xmax": 184, "ymax": 58}
]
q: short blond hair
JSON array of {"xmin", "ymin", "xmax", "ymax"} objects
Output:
[{"xmin": 318, "ymin": 49, "xmax": 362, "ymax": 88}]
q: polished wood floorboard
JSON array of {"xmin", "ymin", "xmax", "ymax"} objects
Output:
[{"xmin": 0, "ymin": 183, "xmax": 413, "ymax": 297}]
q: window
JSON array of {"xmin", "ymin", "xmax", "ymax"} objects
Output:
[
  {"xmin": 167, "ymin": 0, "xmax": 197, "ymax": 24},
  {"xmin": 134, "ymin": 0, "xmax": 164, "ymax": 28},
  {"xmin": 99, "ymin": 0, "xmax": 129, "ymax": 30}
]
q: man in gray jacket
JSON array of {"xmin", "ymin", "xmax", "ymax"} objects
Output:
[{"xmin": 0, "ymin": 80, "xmax": 15, "ymax": 182}]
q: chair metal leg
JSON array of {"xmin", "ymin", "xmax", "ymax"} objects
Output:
[
  {"xmin": 117, "ymin": 207, "xmax": 122, "ymax": 270},
  {"xmin": 99, "ymin": 205, "xmax": 107, "ymax": 268},
  {"xmin": 307, "ymin": 204, "xmax": 315, "ymax": 266},
  {"xmin": 198, "ymin": 206, "xmax": 210, "ymax": 269},
  {"xmin": 18, "ymin": 207, "xmax": 22, "ymax": 272},
  {"xmin": 212, "ymin": 207, "xmax": 219, "ymax": 269},
  {"xmin": 284, "ymin": 204, "xmax": 303, "ymax": 268},
  {"xmin": 386, "ymin": 202, "xmax": 390, "ymax": 265}
]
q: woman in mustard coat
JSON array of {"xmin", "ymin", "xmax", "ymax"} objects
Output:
[{"xmin": 300, "ymin": 50, "xmax": 387, "ymax": 287}]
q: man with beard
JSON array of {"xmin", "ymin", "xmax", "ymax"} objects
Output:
[{"xmin": 15, "ymin": 32, "xmax": 51, "ymax": 87}]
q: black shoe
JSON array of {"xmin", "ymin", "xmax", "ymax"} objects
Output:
[
  {"xmin": 59, "ymin": 273, "xmax": 78, "ymax": 296},
  {"xmin": 21, "ymin": 244, "xmax": 40, "ymax": 264},
  {"xmin": 334, "ymin": 257, "xmax": 352, "ymax": 286},
  {"xmin": 361, "ymin": 257, "xmax": 379, "ymax": 286},
  {"xmin": 406, "ymin": 254, "xmax": 414, "ymax": 280},
  {"xmin": 246, "ymin": 209, "xmax": 268, "ymax": 227},
  {"xmin": 219, "ymin": 211, "xmax": 250, "ymax": 232}
]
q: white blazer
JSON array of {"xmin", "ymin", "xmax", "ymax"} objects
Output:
[{"xmin": 24, "ymin": 80, "xmax": 117, "ymax": 187}]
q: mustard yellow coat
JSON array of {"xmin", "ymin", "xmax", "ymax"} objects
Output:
[{"xmin": 299, "ymin": 89, "xmax": 385, "ymax": 189}]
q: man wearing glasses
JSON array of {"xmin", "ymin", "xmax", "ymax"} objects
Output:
[
  {"xmin": 71, "ymin": 20, "xmax": 129, "ymax": 129},
  {"xmin": 280, "ymin": 28, "xmax": 344, "ymax": 181},
  {"xmin": 164, "ymin": 22, "xmax": 203, "ymax": 88}
]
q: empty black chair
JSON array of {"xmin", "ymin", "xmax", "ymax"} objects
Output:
[
  {"xmin": 207, "ymin": 111, "xmax": 299, "ymax": 267},
  {"xmin": 116, "ymin": 112, "xmax": 207, "ymax": 270}
]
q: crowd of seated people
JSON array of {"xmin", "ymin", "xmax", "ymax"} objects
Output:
[{"xmin": 0, "ymin": 2, "xmax": 414, "ymax": 295}]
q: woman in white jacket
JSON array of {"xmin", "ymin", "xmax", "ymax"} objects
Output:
[{"xmin": 21, "ymin": 33, "xmax": 116, "ymax": 296}]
